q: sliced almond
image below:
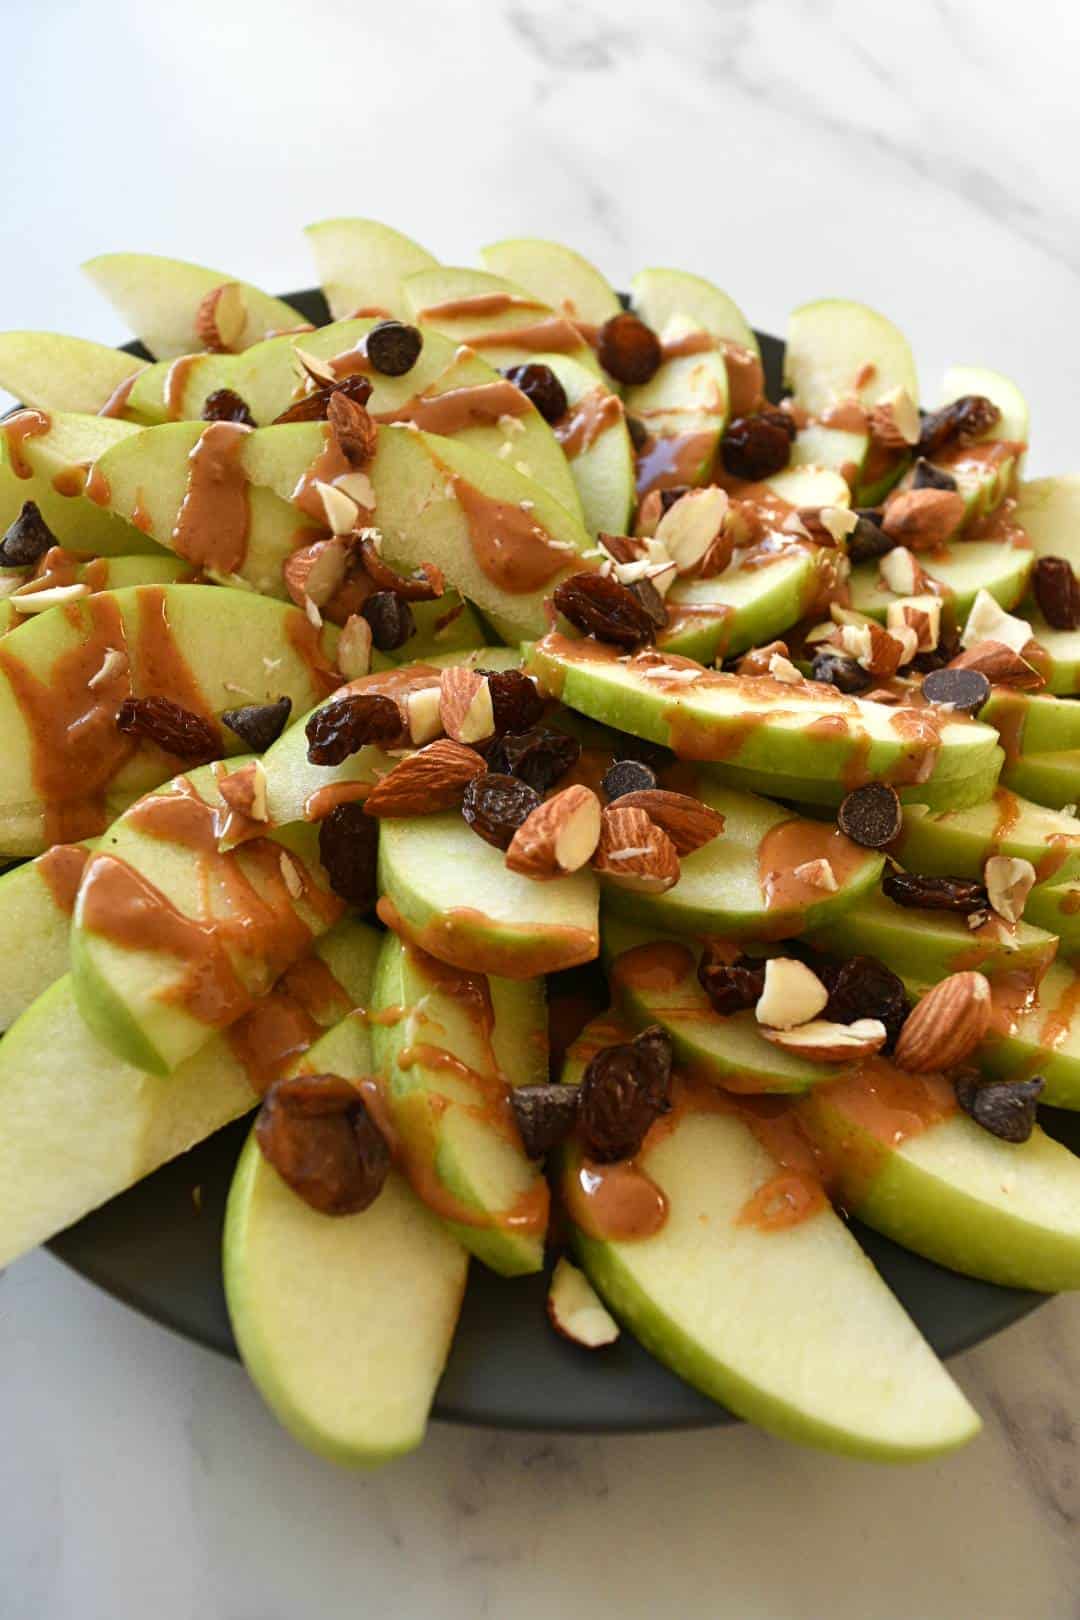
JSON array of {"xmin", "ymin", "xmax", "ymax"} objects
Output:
[
  {"xmin": 792, "ymin": 857, "xmax": 838, "ymax": 891},
  {"xmin": 405, "ymin": 684, "xmax": 444, "ymax": 745},
  {"xmin": 278, "ymin": 851, "xmax": 305, "ymax": 900},
  {"xmin": 655, "ymin": 486, "xmax": 729, "ymax": 575},
  {"xmin": 879, "ymin": 546, "xmax": 923, "ymax": 597},
  {"xmin": 868, "ymin": 385, "xmax": 920, "ymax": 448},
  {"xmin": 283, "ymin": 536, "xmax": 348, "ymax": 609},
  {"xmin": 219, "ymin": 760, "xmax": 269, "ymax": 823},
  {"xmin": 363, "ymin": 738, "xmax": 486, "ymax": 817},
  {"xmin": 610, "ymin": 788, "xmax": 724, "ymax": 855},
  {"xmin": 335, "ymin": 470, "xmax": 376, "ymax": 509},
  {"xmin": 894, "ymin": 971, "xmax": 992, "ymax": 1072},
  {"xmin": 87, "ymin": 646, "xmax": 129, "ymax": 691},
  {"xmin": 947, "ymin": 639, "xmax": 1044, "ymax": 690},
  {"xmin": 754, "ymin": 958, "xmax": 829, "ymax": 1030},
  {"xmin": 985, "ymin": 855, "xmax": 1037, "ymax": 923},
  {"xmin": 592, "ymin": 806, "xmax": 680, "ymax": 893},
  {"xmin": 547, "ymin": 1258, "xmax": 619, "ymax": 1349},
  {"xmin": 762, "ymin": 1017, "xmax": 887, "ymax": 1062},
  {"xmin": 195, "ymin": 282, "xmax": 247, "ymax": 353},
  {"xmin": 887, "ymin": 595, "xmax": 941, "ymax": 653},
  {"xmin": 438, "ymin": 667, "xmax": 495, "ymax": 746},
  {"xmin": 881, "ymin": 488, "xmax": 965, "ymax": 550},
  {"xmin": 961, "ymin": 589, "xmax": 1033, "ymax": 655},
  {"xmin": 315, "ymin": 480, "xmax": 360, "ymax": 537},
  {"xmin": 797, "ymin": 505, "xmax": 858, "ymax": 546},
  {"xmin": 768, "ymin": 652, "xmax": 804, "ymax": 685},
  {"xmin": 10, "ymin": 582, "xmax": 90, "ymax": 613},
  {"xmin": 337, "ymin": 613, "xmax": 372, "ymax": 681},
  {"xmin": 840, "ymin": 619, "xmax": 909, "ymax": 677},
  {"xmin": 506, "ymin": 785, "xmax": 602, "ymax": 880},
  {"xmin": 292, "ymin": 346, "xmax": 337, "ymax": 387},
  {"xmin": 633, "ymin": 489, "xmax": 664, "ymax": 538}
]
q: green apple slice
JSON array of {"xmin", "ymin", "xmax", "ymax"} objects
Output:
[
  {"xmin": 0, "ymin": 840, "xmax": 93, "ymax": 1031},
  {"xmin": 660, "ymin": 549, "xmax": 825, "ymax": 663},
  {"xmin": 1001, "ymin": 751, "xmax": 1080, "ymax": 810},
  {"xmin": 1, "ymin": 409, "xmax": 158, "ymax": 557},
  {"xmin": 599, "ymin": 780, "xmax": 882, "ymax": 938},
  {"xmin": 70, "ymin": 760, "xmax": 343, "ymax": 1075},
  {"xmin": 377, "ymin": 810, "xmax": 599, "ymax": 978},
  {"xmin": 1025, "ymin": 879, "xmax": 1080, "ymax": 958},
  {"xmin": 480, "ymin": 238, "xmax": 621, "ymax": 327},
  {"xmin": 0, "ymin": 332, "xmax": 147, "ymax": 416},
  {"xmin": 1026, "ymin": 611, "xmax": 1080, "ymax": 695},
  {"xmin": 978, "ymin": 959, "xmax": 1080, "ymax": 1108},
  {"xmin": 81, "ymin": 253, "xmax": 306, "ymax": 360},
  {"xmin": 625, "ymin": 317, "xmax": 729, "ymax": 492},
  {"xmin": 928, "ymin": 366, "xmax": 1029, "ymax": 521},
  {"xmin": 896, "ymin": 792, "xmax": 1080, "ymax": 885},
  {"xmin": 304, "ymin": 218, "xmax": 438, "ymax": 322},
  {"xmin": 630, "ymin": 268, "xmax": 758, "ymax": 359},
  {"xmin": 370, "ymin": 929, "xmax": 548, "ymax": 1275},
  {"xmin": 1015, "ymin": 475, "xmax": 1080, "ymax": 574},
  {"xmin": 403, "ymin": 267, "xmax": 599, "ymax": 373},
  {"xmin": 535, "ymin": 352, "xmax": 635, "ymax": 536},
  {"xmin": 849, "ymin": 540, "xmax": 1032, "ymax": 626},
  {"xmin": 0, "ymin": 916, "xmax": 380, "ymax": 1270},
  {"xmin": 737, "ymin": 754, "xmax": 1003, "ymax": 813},
  {"xmin": 0, "ymin": 551, "xmax": 193, "ymax": 636},
  {"xmin": 982, "ymin": 688, "xmax": 1080, "ymax": 755},
  {"xmin": 784, "ymin": 299, "xmax": 919, "ymax": 417},
  {"xmin": 797, "ymin": 1082, "xmax": 1080, "ymax": 1292},
  {"xmin": 559, "ymin": 1018, "xmax": 978, "ymax": 1459}
]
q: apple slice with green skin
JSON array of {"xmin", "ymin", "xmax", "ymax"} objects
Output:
[
  {"xmin": 809, "ymin": 887, "xmax": 1058, "ymax": 992},
  {"xmin": 1, "ymin": 409, "xmax": 159, "ymax": 557},
  {"xmin": 896, "ymin": 792, "xmax": 1080, "ymax": 885},
  {"xmin": 70, "ymin": 759, "xmax": 344, "ymax": 1076},
  {"xmin": 625, "ymin": 317, "xmax": 729, "ymax": 493},
  {"xmin": 1023, "ymin": 611, "xmax": 1080, "ymax": 696},
  {"xmin": 81, "ymin": 253, "xmax": 306, "ymax": 361},
  {"xmin": 1025, "ymin": 879, "xmax": 1080, "ymax": 958},
  {"xmin": 796, "ymin": 1077, "xmax": 1080, "ymax": 1292},
  {"xmin": 480, "ymin": 238, "xmax": 621, "ymax": 328},
  {"xmin": 0, "ymin": 551, "xmax": 193, "ymax": 635},
  {"xmin": 304, "ymin": 218, "xmax": 438, "ymax": 322},
  {"xmin": 0, "ymin": 915, "xmax": 380, "ymax": 1270},
  {"xmin": 983, "ymin": 688, "xmax": 1080, "ymax": 755},
  {"xmin": 378, "ymin": 593, "xmax": 487, "ymax": 665},
  {"xmin": 1015, "ymin": 475, "xmax": 1080, "ymax": 574},
  {"xmin": 630, "ymin": 268, "xmax": 758, "ymax": 360},
  {"xmin": 224, "ymin": 1001, "xmax": 468, "ymax": 1467},
  {"xmin": 403, "ymin": 267, "xmax": 599, "ymax": 374},
  {"xmin": 370, "ymin": 929, "xmax": 548, "ymax": 1276},
  {"xmin": 600, "ymin": 779, "xmax": 882, "ymax": 939},
  {"xmin": 377, "ymin": 810, "xmax": 599, "ymax": 979},
  {"xmin": 1001, "ymin": 751, "xmax": 1080, "ymax": 810},
  {"xmin": 535, "ymin": 352, "xmax": 635, "ymax": 536},
  {"xmin": 927, "ymin": 366, "xmax": 1029, "ymax": 523},
  {"xmin": 0, "ymin": 841, "xmax": 94, "ymax": 1031},
  {"xmin": 0, "ymin": 332, "xmax": 147, "ymax": 416},
  {"xmin": 726, "ymin": 752, "xmax": 1003, "ymax": 813},
  {"xmin": 603, "ymin": 916, "xmax": 847, "ymax": 1095},
  {"xmin": 849, "ymin": 540, "xmax": 1032, "ymax": 627},
  {"xmin": 558, "ymin": 1015, "xmax": 978, "ymax": 1459},
  {"xmin": 978, "ymin": 958, "xmax": 1080, "ymax": 1108}
]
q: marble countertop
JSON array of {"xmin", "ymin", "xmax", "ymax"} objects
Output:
[{"xmin": 3, "ymin": 0, "xmax": 1080, "ymax": 1614}]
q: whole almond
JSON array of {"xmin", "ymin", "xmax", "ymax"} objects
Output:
[
  {"xmin": 363, "ymin": 739, "xmax": 486, "ymax": 818},
  {"xmin": 947, "ymin": 640, "xmax": 1044, "ymax": 691},
  {"xmin": 195, "ymin": 282, "xmax": 247, "ymax": 353},
  {"xmin": 439, "ymin": 667, "xmax": 495, "ymax": 746},
  {"xmin": 592, "ymin": 806, "xmax": 680, "ymax": 893},
  {"xmin": 506, "ymin": 785, "xmax": 602, "ymax": 880},
  {"xmin": 984, "ymin": 855, "xmax": 1037, "ymax": 923},
  {"xmin": 762, "ymin": 1018, "xmax": 887, "ymax": 1062},
  {"xmin": 607, "ymin": 788, "xmax": 724, "ymax": 855},
  {"xmin": 328, "ymin": 390, "xmax": 377, "ymax": 468},
  {"xmin": 881, "ymin": 488, "xmax": 965, "ymax": 550},
  {"xmin": 894, "ymin": 971, "xmax": 991, "ymax": 1072}
]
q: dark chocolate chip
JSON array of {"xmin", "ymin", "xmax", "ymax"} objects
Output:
[
  {"xmin": 838, "ymin": 783, "xmax": 902, "ymax": 849},
  {"xmin": 847, "ymin": 515, "xmax": 896, "ymax": 565},
  {"xmin": 954, "ymin": 1074, "xmax": 1044, "ymax": 1143},
  {"xmin": 659, "ymin": 485, "xmax": 693, "ymax": 514},
  {"xmin": 921, "ymin": 666, "xmax": 991, "ymax": 714},
  {"xmin": 601, "ymin": 759, "xmax": 658, "ymax": 801},
  {"xmin": 810, "ymin": 650, "xmax": 873, "ymax": 695},
  {"xmin": 365, "ymin": 320, "xmax": 423, "ymax": 377},
  {"xmin": 911, "ymin": 457, "xmax": 958, "ymax": 493},
  {"xmin": 510, "ymin": 1084, "xmax": 581, "ymax": 1159},
  {"xmin": 361, "ymin": 590, "xmax": 415, "ymax": 651},
  {"xmin": 502, "ymin": 362, "xmax": 568, "ymax": 425},
  {"xmin": 0, "ymin": 501, "xmax": 55, "ymax": 568},
  {"xmin": 486, "ymin": 727, "xmax": 581, "ymax": 794},
  {"xmin": 222, "ymin": 695, "xmax": 293, "ymax": 752},
  {"xmin": 627, "ymin": 576, "xmax": 668, "ymax": 630},
  {"xmin": 597, "ymin": 313, "xmax": 663, "ymax": 387},
  {"xmin": 616, "ymin": 290, "xmax": 633, "ymax": 311}
]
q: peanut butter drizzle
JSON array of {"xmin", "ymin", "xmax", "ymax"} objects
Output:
[
  {"xmin": 2, "ymin": 410, "xmax": 50, "ymax": 479},
  {"xmin": 226, "ymin": 988, "xmax": 322, "ymax": 1091},
  {"xmin": 275, "ymin": 952, "xmax": 353, "ymax": 1026},
  {"xmin": 376, "ymin": 895, "xmax": 597, "ymax": 979},
  {"xmin": 131, "ymin": 586, "xmax": 219, "ymax": 730},
  {"xmin": 819, "ymin": 400, "xmax": 868, "ymax": 434},
  {"xmin": 987, "ymin": 689, "xmax": 1027, "ymax": 762},
  {"xmin": 51, "ymin": 465, "xmax": 88, "ymax": 497},
  {"xmin": 283, "ymin": 608, "xmax": 342, "ymax": 696},
  {"xmin": 440, "ymin": 466, "xmax": 576, "ymax": 594},
  {"xmin": 327, "ymin": 344, "xmax": 372, "ymax": 379},
  {"xmin": 373, "ymin": 380, "xmax": 529, "ymax": 436},
  {"xmin": 756, "ymin": 819, "xmax": 870, "ymax": 915},
  {"xmin": 966, "ymin": 494, "xmax": 1030, "ymax": 546},
  {"xmin": 806, "ymin": 1059, "xmax": 956, "ymax": 1208},
  {"xmin": 463, "ymin": 318, "xmax": 588, "ymax": 354},
  {"xmin": 84, "ymin": 462, "xmax": 111, "ymax": 507},
  {"xmin": 554, "ymin": 388, "xmax": 624, "ymax": 459},
  {"xmin": 611, "ymin": 939, "xmax": 696, "ymax": 994},
  {"xmin": 731, "ymin": 1094, "xmax": 829, "ymax": 1231},
  {"xmin": 36, "ymin": 842, "xmax": 91, "ymax": 914},
  {"xmin": 18, "ymin": 546, "xmax": 81, "ymax": 595},
  {"xmin": 97, "ymin": 370, "xmax": 142, "ymax": 420},
  {"xmin": 290, "ymin": 426, "xmax": 354, "ymax": 525},
  {"xmin": 986, "ymin": 968, "xmax": 1043, "ymax": 1040},
  {"xmin": 566, "ymin": 1155, "xmax": 669, "ymax": 1241},
  {"xmin": 635, "ymin": 429, "xmax": 718, "ymax": 496},
  {"xmin": 722, "ymin": 342, "xmax": 766, "ymax": 419},
  {"xmin": 660, "ymin": 330, "xmax": 718, "ymax": 361},
  {"xmin": 418, "ymin": 292, "xmax": 547, "ymax": 321},
  {"xmin": 991, "ymin": 786, "xmax": 1022, "ymax": 846},
  {"xmin": 302, "ymin": 780, "xmax": 370, "ymax": 822},
  {"xmin": 170, "ymin": 422, "xmax": 252, "ymax": 573},
  {"xmin": 164, "ymin": 355, "xmax": 200, "ymax": 420},
  {"xmin": 1039, "ymin": 972, "xmax": 1080, "ymax": 1052}
]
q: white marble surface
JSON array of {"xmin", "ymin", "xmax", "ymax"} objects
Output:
[{"xmin": 3, "ymin": 0, "xmax": 1080, "ymax": 1615}]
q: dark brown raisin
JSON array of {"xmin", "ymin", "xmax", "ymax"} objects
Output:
[
  {"xmin": 847, "ymin": 515, "xmax": 896, "ymax": 564},
  {"xmin": 511, "ymin": 1084, "xmax": 581, "ymax": 1158},
  {"xmin": 221, "ymin": 695, "xmax": 292, "ymax": 752},
  {"xmin": 461, "ymin": 772, "xmax": 541, "ymax": 850},
  {"xmin": 365, "ymin": 320, "xmax": 423, "ymax": 377},
  {"xmin": 911, "ymin": 457, "xmax": 958, "ymax": 493},
  {"xmin": 954, "ymin": 1074, "xmax": 1044, "ymax": 1144},
  {"xmin": 916, "ymin": 395, "xmax": 1001, "ymax": 458},
  {"xmin": 720, "ymin": 410, "xmax": 793, "ymax": 481},
  {"xmin": 810, "ymin": 650, "xmax": 873, "ymax": 694},
  {"xmin": 883, "ymin": 870, "xmax": 989, "ymax": 914},
  {"xmin": 201, "ymin": 388, "xmax": 255, "ymax": 426},
  {"xmin": 552, "ymin": 571, "xmax": 657, "ymax": 650},
  {"xmin": 628, "ymin": 577, "xmax": 668, "ymax": 630},
  {"xmin": 838, "ymin": 783, "xmax": 902, "ymax": 849},
  {"xmin": 255, "ymin": 1073, "xmax": 390, "ymax": 1214},
  {"xmin": 578, "ymin": 1024, "xmax": 673, "ymax": 1163},
  {"xmin": 616, "ymin": 290, "xmax": 633, "ymax": 310},
  {"xmin": 478, "ymin": 668, "xmax": 545, "ymax": 736},
  {"xmin": 361, "ymin": 591, "xmax": 415, "ymax": 651},
  {"xmin": 911, "ymin": 622, "xmax": 961, "ymax": 675},
  {"xmin": 270, "ymin": 372, "xmax": 373, "ymax": 426},
  {"xmin": 626, "ymin": 415, "xmax": 649, "ymax": 453},
  {"xmin": 327, "ymin": 390, "xmax": 377, "ymax": 467},
  {"xmin": 602, "ymin": 759, "xmax": 657, "ymax": 801},
  {"xmin": 0, "ymin": 500, "xmax": 55, "ymax": 568},
  {"xmin": 1032, "ymin": 556, "xmax": 1080, "ymax": 632},
  {"xmin": 921, "ymin": 667, "xmax": 990, "ymax": 714},
  {"xmin": 502, "ymin": 362, "xmax": 568, "ymax": 425},
  {"xmin": 305, "ymin": 693, "xmax": 404, "ymax": 765},
  {"xmin": 659, "ymin": 485, "xmax": 694, "ymax": 513},
  {"xmin": 116, "ymin": 696, "xmax": 218, "ymax": 759},
  {"xmin": 597, "ymin": 313, "xmax": 662, "ymax": 386},
  {"xmin": 825, "ymin": 955, "xmax": 910, "ymax": 1050},
  {"xmin": 318, "ymin": 802, "xmax": 379, "ymax": 910},
  {"xmin": 487, "ymin": 727, "xmax": 581, "ymax": 794},
  {"xmin": 697, "ymin": 946, "xmax": 765, "ymax": 1017}
]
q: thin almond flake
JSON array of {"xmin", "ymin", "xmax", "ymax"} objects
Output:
[
  {"xmin": 222, "ymin": 681, "xmax": 254, "ymax": 698},
  {"xmin": 87, "ymin": 647, "xmax": 129, "ymax": 690},
  {"xmin": 519, "ymin": 499, "xmax": 535, "ymax": 512},
  {"xmin": 497, "ymin": 441, "xmax": 513, "ymax": 460},
  {"xmin": 793, "ymin": 857, "xmax": 838, "ymax": 891},
  {"xmin": 642, "ymin": 665, "xmax": 700, "ymax": 683},
  {"xmin": 12, "ymin": 582, "xmax": 90, "ymax": 613},
  {"xmin": 768, "ymin": 653, "xmax": 804, "ymax": 684},
  {"xmin": 304, "ymin": 596, "xmax": 323, "ymax": 629},
  {"xmin": 279, "ymin": 853, "xmax": 304, "ymax": 900}
]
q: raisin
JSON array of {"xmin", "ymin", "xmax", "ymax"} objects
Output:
[
  {"xmin": 201, "ymin": 388, "xmax": 255, "ymax": 426},
  {"xmin": 954, "ymin": 1073, "xmax": 1044, "ymax": 1144},
  {"xmin": 271, "ymin": 372, "xmax": 373, "ymax": 426},
  {"xmin": 626, "ymin": 415, "xmax": 649, "ymax": 452},
  {"xmin": 883, "ymin": 870, "xmax": 989, "ymax": 914},
  {"xmin": 659, "ymin": 485, "xmax": 693, "ymax": 513},
  {"xmin": 552, "ymin": 571, "xmax": 657, "ymax": 650},
  {"xmin": 255, "ymin": 1073, "xmax": 390, "ymax": 1214},
  {"xmin": 116, "ymin": 696, "xmax": 218, "ymax": 759},
  {"xmin": 916, "ymin": 395, "xmax": 1001, "ymax": 459},
  {"xmin": 221, "ymin": 695, "xmax": 292, "ymax": 752},
  {"xmin": 327, "ymin": 390, "xmax": 377, "ymax": 466},
  {"xmin": 502, "ymin": 362, "xmax": 568, "ymax": 425},
  {"xmin": 837, "ymin": 783, "xmax": 901, "ymax": 849},
  {"xmin": 921, "ymin": 666, "xmax": 990, "ymax": 714},
  {"xmin": 697, "ymin": 946, "xmax": 765, "ymax": 1016},
  {"xmin": 361, "ymin": 590, "xmax": 415, "ymax": 651},
  {"xmin": 911, "ymin": 622, "xmax": 961, "ymax": 675},
  {"xmin": 597, "ymin": 312, "xmax": 662, "ymax": 386},
  {"xmin": 358, "ymin": 538, "xmax": 442, "ymax": 601},
  {"xmin": 487, "ymin": 727, "xmax": 581, "ymax": 794},
  {"xmin": 720, "ymin": 410, "xmax": 794, "ymax": 481},
  {"xmin": 511, "ymin": 1084, "xmax": 581, "ymax": 1158},
  {"xmin": 478, "ymin": 668, "xmax": 545, "ymax": 736},
  {"xmin": 318, "ymin": 802, "xmax": 379, "ymax": 910},
  {"xmin": 365, "ymin": 320, "xmax": 423, "ymax": 377},
  {"xmin": 578, "ymin": 1025, "xmax": 673, "ymax": 1163},
  {"xmin": 847, "ymin": 515, "xmax": 896, "ymax": 565},
  {"xmin": 1032, "ymin": 556, "xmax": 1080, "ymax": 632},
  {"xmin": 911, "ymin": 457, "xmax": 958, "ymax": 493},
  {"xmin": 825, "ymin": 955, "xmax": 910, "ymax": 1051},
  {"xmin": 305, "ymin": 693, "xmax": 404, "ymax": 765},
  {"xmin": 628, "ymin": 577, "xmax": 668, "ymax": 630},
  {"xmin": 810, "ymin": 650, "xmax": 873, "ymax": 694},
  {"xmin": 462, "ymin": 772, "xmax": 541, "ymax": 850},
  {"xmin": 602, "ymin": 759, "xmax": 657, "ymax": 801},
  {"xmin": 0, "ymin": 501, "xmax": 55, "ymax": 568},
  {"xmin": 615, "ymin": 290, "xmax": 633, "ymax": 311}
]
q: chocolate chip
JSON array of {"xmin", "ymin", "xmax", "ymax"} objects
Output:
[
  {"xmin": 911, "ymin": 622, "xmax": 961, "ymax": 674},
  {"xmin": 838, "ymin": 783, "xmax": 901, "ymax": 849},
  {"xmin": 222, "ymin": 695, "xmax": 293, "ymax": 752},
  {"xmin": 1032, "ymin": 556, "xmax": 1080, "ymax": 632},
  {"xmin": 510, "ymin": 1084, "xmax": 581, "ymax": 1159},
  {"xmin": 921, "ymin": 666, "xmax": 991, "ymax": 714},
  {"xmin": 361, "ymin": 590, "xmax": 415, "ymax": 651},
  {"xmin": 601, "ymin": 759, "xmax": 657, "ymax": 801},
  {"xmin": 502, "ymin": 362, "xmax": 568, "ymax": 425},
  {"xmin": 810, "ymin": 650, "xmax": 873, "ymax": 694},
  {"xmin": 847, "ymin": 515, "xmax": 896, "ymax": 565},
  {"xmin": 954, "ymin": 1074, "xmax": 1044, "ymax": 1143},
  {"xmin": 255, "ymin": 1074, "xmax": 390, "ymax": 1214},
  {"xmin": 596, "ymin": 313, "xmax": 662, "ymax": 386},
  {"xmin": 365, "ymin": 320, "xmax": 423, "ymax": 377},
  {"xmin": 825, "ymin": 955, "xmax": 909, "ymax": 1050},
  {"xmin": 883, "ymin": 870, "xmax": 989, "ymax": 914},
  {"xmin": 201, "ymin": 388, "xmax": 255, "ymax": 426},
  {"xmin": 578, "ymin": 1025, "xmax": 673, "ymax": 1163},
  {"xmin": 853, "ymin": 508, "xmax": 886, "ymax": 527},
  {"xmin": 0, "ymin": 501, "xmax": 55, "ymax": 568},
  {"xmin": 616, "ymin": 290, "xmax": 633, "ymax": 311},
  {"xmin": 696, "ymin": 947, "xmax": 765, "ymax": 1016},
  {"xmin": 626, "ymin": 415, "xmax": 649, "ymax": 452},
  {"xmin": 911, "ymin": 458, "xmax": 958, "ymax": 493}
]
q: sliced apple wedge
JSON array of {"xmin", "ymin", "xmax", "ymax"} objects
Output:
[
  {"xmin": 1015, "ymin": 474, "xmax": 1080, "ymax": 575},
  {"xmin": 1001, "ymin": 749, "xmax": 1080, "ymax": 809},
  {"xmin": 849, "ymin": 539, "xmax": 1032, "ymax": 627},
  {"xmin": 784, "ymin": 298, "xmax": 919, "ymax": 417},
  {"xmin": 1, "ymin": 409, "xmax": 157, "ymax": 557},
  {"xmin": 626, "ymin": 316, "xmax": 729, "ymax": 494},
  {"xmin": 979, "ymin": 958, "xmax": 1080, "ymax": 1108},
  {"xmin": 0, "ymin": 840, "xmax": 93, "ymax": 1032},
  {"xmin": 81, "ymin": 253, "xmax": 306, "ymax": 360},
  {"xmin": 630, "ymin": 268, "xmax": 758, "ymax": 360},
  {"xmin": 896, "ymin": 792, "xmax": 1080, "ymax": 885},
  {"xmin": 304, "ymin": 218, "xmax": 438, "ymax": 322},
  {"xmin": 0, "ymin": 551, "xmax": 193, "ymax": 636},
  {"xmin": 403, "ymin": 266, "xmax": 599, "ymax": 372},
  {"xmin": 929, "ymin": 366, "xmax": 1028, "ymax": 521},
  {"xmin": 0, "ymin": 332, "xmax": 147, "ymax": 416},
  {"xmin": 481, "ymin": 238, "xmax": 621, "ymax": 328},
  {"xmin": 538, "ymin": 352, "xmax": 635, "ymax": 536}
]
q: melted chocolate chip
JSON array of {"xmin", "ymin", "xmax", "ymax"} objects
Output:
[
  {"xmin": 511, "ymin": 1084, "xmax": 581, "ymax": 1159},
  {"xmin": 954, "ymin": 1074, "xmax": 1044, "ymax": 1143},
  {"xmin": 502, "ymin": 362, "xmax": 568, "ymax": 425},
  {"xmin": 847, "ymin": 515, "xmax": 896, "ymax": 565},
  {"xmin": 361, "ymin": 590, "xmax": 415, "ymax": 651},
  {"xmin": 601, "ymin": 759, "xmax": 658, "ymax": 801},
  {"xmin": 365, "ymin": 320, "xmax": 423, "ymax": 377},
  {"xmin": 0, "ymin": 501, "xmax": 55, "ymax": 568},
  {"xmin": 255, "ymin": 1074, "xmax": 390, "ymax": 1214},
  {"xmin": 221, "ymin": 695, "xmax": 292, "ymax": 752},
  {"xmin": 921, "ymin": 666, "xmax": 991, "ymax": 714},
  {"xmin": 837, "ymin": 783, "xmax": 902, "ymax": 849}
]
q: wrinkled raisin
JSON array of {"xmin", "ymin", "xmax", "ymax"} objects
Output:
[
  {"xmin": 201, "ymin": 388, "xmax": 255, "ymax": 426},
  {"xmin": 502, "ymin": 361, "xmax": 568, "ymax": 424},
  {"xmin": 921, "ymin": 666, "xmax": 990, "ymax": 714},
  {"xmin": 911, "ymin": 457, "xmax": 958, "ymax": 493},
  {"xmin": 825, "ymin": 955, "xmax": 910, "ymax": 1051},
  {"xmin": 810, "ymin": 650, "xmax": 873, "ymax": 694},
  {"xmin": 626, "ymin": 415, "xmax": 649, "ymax": 452},
  {"xmin": 720, "ymin": 410, "xmax": 794, "ymax": 481},
  {"xmin": 511, "ymin": 1084, "xmax": 581, "ymax": 1158},
  {"xmin": 305, "ymin": 693, "xmax": 404, "ymax": 765},
  {"xmin": 271, "ymin": 372, "xmax": 373, "ymax": 426},
  {"xmin": 578, "ymin": 1024, "xmax": 673, "ymax": 1163},
  {"xmin": 916, "ymin": 395, "xmax": 1000, "ymax": 458},
  {"xmin": 366, "ymin": 320, "xmax": 423, "ymax": 377},
  {"xmin": 462, "ymin": 772, "xmax": 541, "ymax": 850},
  {"xmin": 837, "ymin": 783, "xmax": 901, "ymax": 849},
  {"xmin": 911, "ymin": 622, "xmax": 961, "ymax": 675},
  {"xmin": 628, "ymin": 577, "xmax": 668, "ymax": 630},
  {"xmin": 256, "ymin": 1073, "xmax": 390, "ymax": 1214},
  {"xmin": 1033, "ymin": 556, "xmax": 1080, "ymax": 631},
  {"xmin": 659, "ymin": 485, "xmax": 694, "ymax": 513},
  {"xmin": 478, "ymin": 668, "xmax": 545, "ymax": 736},
  {"xmin": 318, "ymin": 802, "xmax": 378, "ymax": 910},
  {"xmin": 697, "ymin": 947, "xmax": 765, "ymax": 1017},
  {"xmin": 221, "ymin": 695, "xmax": 292, "ymax": 752},
  {"xmin": 0, "ymin": 500, "xmax": 55, "ymax": 568},
  {"xmin": 486, "ymin": 727, "xmax": 581, "ymax": 794},
  {"xmin": 847, "ymin": 515, "xmax": 895, "ymax": 564},
  {"xmin": 954, "ymin": 1073, "xmax": 1044, "ymax": 1143},
  {"xmin": 602, "ymin": 759, "xmax": 657, "ymax": 801},
  {"xmin": 597, "ymin": 313, "xmax": 662, "ymax": 386},
  {"xmin": 552, "ymin": 571, "xmax": 657, "ymax": 650},
  {"xmin": 361, "ymin": 591, "xmax": 415, "ymax": 651},
  {"xmin": 883, "ymin": 870, "xmax": 989, "ymax": 914},
  {"xmin": 116, "ymin": 696, "xmax": 218, "ymax": 759}
]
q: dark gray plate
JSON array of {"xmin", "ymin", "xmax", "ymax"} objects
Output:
[{"xmin": 46, "ymin": 291, "xmax": 1079, "ymax": 1432}]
